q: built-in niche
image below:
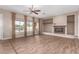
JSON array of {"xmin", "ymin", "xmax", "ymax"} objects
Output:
[
  {"xmin": 43, "ymin": 19, "xmax": 53, "ymax": 33},
  {"xmin": 67, "ymin": 15, "xmax": 75, "ymax": 35}
]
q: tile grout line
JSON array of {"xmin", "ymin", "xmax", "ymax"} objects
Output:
[{"xmin": 9, "ymin": 40, "xmax": 18, "ymax": 54}]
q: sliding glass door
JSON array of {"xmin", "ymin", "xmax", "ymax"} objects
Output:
[
  {"xmin": 27, "ymin": 17, "xmax": 33, "ymax": 36},
  {"xmin": 15, "ymin": 17, "xmax": 39, "ymax": 38}
]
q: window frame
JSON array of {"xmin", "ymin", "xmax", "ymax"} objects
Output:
[{"xmin": 15, "ymin": 19, "xmax": 24, "ymax": 33}]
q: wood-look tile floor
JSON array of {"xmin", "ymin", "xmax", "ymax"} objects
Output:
[{"xmin": 0, "ymin": 35, "xmax": 79, "ymax": 54}]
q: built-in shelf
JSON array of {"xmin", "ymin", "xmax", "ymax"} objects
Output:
[
  {"xmin": 67, "ymin": 15, "xmax": 75, "ymax": 35},
  {"xmin": 43, "ymin": 19, "xmax": 53, "ymax": 24}
]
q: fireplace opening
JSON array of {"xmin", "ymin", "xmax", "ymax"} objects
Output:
[{"xmin": 54, "ymin": 26, "xmax": 65, "ymax": 34}]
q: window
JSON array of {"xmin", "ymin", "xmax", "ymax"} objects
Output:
[{"xmin": 15, "ymin": 20, "xmax": 24, "ymax": 32}]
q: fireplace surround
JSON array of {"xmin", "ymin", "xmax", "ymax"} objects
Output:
[{"xmin": 54, "ymin": 26, "xmax": 65, "ymax": 34}]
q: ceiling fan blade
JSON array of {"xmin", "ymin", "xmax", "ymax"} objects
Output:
[
  {"xmin": 32, "ymin": 11, "xmax": 38, "ymax": 15},
  {"xmin": 34, "ymin": 10, "xmax": 41, "ymax": 12},
  {"xmin": 23, "ymin": 5, "xmax": 41, "ymax": 15}
]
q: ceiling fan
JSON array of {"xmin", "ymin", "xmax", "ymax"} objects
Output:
[{"xmin": 24, "ymin": 5, "xmax": 41, "ymax": 15}]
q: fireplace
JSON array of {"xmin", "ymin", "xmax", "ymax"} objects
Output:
[{"xmin": 54, "ymin": 26, "xmax": 65, "ymax": 34}]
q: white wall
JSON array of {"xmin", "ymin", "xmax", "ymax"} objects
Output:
[
  {"xmin": 78, "ymin": 12, "xmax": 79, "ymax": 38},
  {"xmin": 0, "ymin": 9, "xmax": 39, "ymax": 40},
  {"xmin": 78, "ymin": 18, "xmax": 79, "ymax": 39},
  {"xmin": 34, "ymin": 18, "xmax": 39, "ymax": 34},
  {"xmin": 3, "ymin": 11, "xmax": 12, "ymax": 39},
  {"xmin": 53, "ymin": 15, "xmax": 67, "ymax": 26},
  {"xmin": 74, "ymin": 12, "xmax": 78, "ymax": 38},
  {"xmin": 0, "ymin": 14, "xmax": 3, "ymax": 40},
  {"xmin": 0, "ymin": 9, "xmax": 12, "ymax": 40}
]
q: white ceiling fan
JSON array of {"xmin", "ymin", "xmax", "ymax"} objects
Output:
[{"xmin": 24, "ymin": 5, "xmax": 41, "ymax": 15}]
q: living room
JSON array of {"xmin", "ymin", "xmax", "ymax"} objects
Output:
[{"xmin": 0, "ymin": 5, "xmax": 79, "ymax": 54}]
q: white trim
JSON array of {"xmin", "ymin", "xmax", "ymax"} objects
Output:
[
  {"xmin": 2, "ymin": 37, "xmax": 11, "ymax": 40},
  {"xmin": 42, "ymin": 32, "xmax": 76, "ymax": 39}
]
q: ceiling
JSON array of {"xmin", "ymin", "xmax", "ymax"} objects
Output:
[{"xmin": 0, "ymin": 5, "xmax": 79, "ymax": 18}]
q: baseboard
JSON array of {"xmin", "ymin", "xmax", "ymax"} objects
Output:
[
  {"xmin": 42, "ymin": 32, "xmax": 76, "ymax": 39},
  {"xmin": 0, "ymin": 39, "xmax": 3, "ymax": 40},
  {"xmin": 78, "ymin": 36, "xmax": 79, "ymax": 39},
  {"xmin": 3, "ymin": 37, "xmax": 12, "ymax": 40}
]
